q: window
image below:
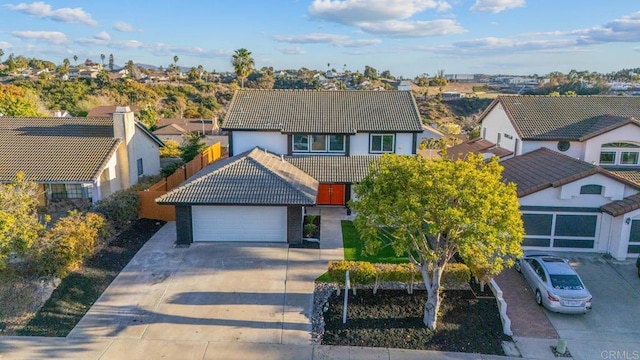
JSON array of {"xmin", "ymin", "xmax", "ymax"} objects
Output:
[
  {"xmin": 292, "ymin": 134, "xmax": 345, "ymax": 153},
  {"xmin": 504, "ymin": 133, "xmax": 513, "ymax": 140},
  {"xmin": 580, "ymin": 184, "xmax": 603, "ymax": 195},
  {"xmin": 600, "ymin": 142, "xmax": 640, "ymax": 166},
  {"xmin": 49, "ymin": 184, "xmax": 84, "ymax": 199},
  {"xmin": 311, "ymin": 135, "xmax": 327, "ymax": 151},
  {"xmin": 137, "ymin": 158, "xmax": 144, "ymax": 176},
  {"xmin": 370, "ymin": 134, "xmax": 395, "ymax": 153},
  {"xmin": 293, "ymin": 135, "xmax": 309, "ymax": 151},
  {"xmin": 496, "ymin": 133, "xmax": 501, "ymax": 146},
  {"xmin": 557, "ymin": 141, "xmax": 570, "ymax": 152},
  {"xmin": 522, "ymin": 212, "xmax": 597, "ymax": 249}
]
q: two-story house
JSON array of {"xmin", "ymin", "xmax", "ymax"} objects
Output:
[
  {"xmin": 157, "ymin": 90, "xmax": 424, "ymax": 245},
  {"xmin": 0, "ymin": 106, "xmax": 163, "ymax": 206},
  {"xmin": 479, "ymin": 96, "xmax": 640, "ymax": 259}
]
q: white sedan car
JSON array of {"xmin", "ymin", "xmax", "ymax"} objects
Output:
[{"xmin": 515, "ymin": 252, "xmax": 592, "ymax": 314}]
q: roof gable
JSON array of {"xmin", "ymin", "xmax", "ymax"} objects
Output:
[
  {"xmin": 223, "ymin": 90, "xmax": 423, "ymax": 133},
  {"xmin": 157, "ymin": 147, "xmax": 318, "ymax": 205},
  {"xmin": 488, "ymin": 96, "xmax": 640, "ymax": 141}
]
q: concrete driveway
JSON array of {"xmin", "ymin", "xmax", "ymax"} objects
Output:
[
  {"xmin": 68, "ymin": 222, "xmax": 327, "ymax": 346},
  {"xmin": 499, "ymin": 252, "xmax": 640, "ymax": 360},
  {"xmin": 543, "ymin": 253, "xmax": 640, "ymax": 360}
]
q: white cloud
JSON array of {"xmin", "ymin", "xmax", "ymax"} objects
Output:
[
  {"xmin": 358, "ymin": 19, "xmax": 465, "ymax": 37},
  {"xmin": 578, "ymin": 11, "xmax": 640, "ymax": 44},
  {"xmin": 113, "ymin": 21, "xmax": 135, "ymax": 32},
  {"xmin": 94, "ymin": 31, "xmax": 110, "ymax": 41},
  {"xmin": 337, "ymin": 39, "xmax": 382, "ymax": 47},
  {"xmin": 5, "ymin": 2, "xmax": 98, "ymax": 26},
  {"xmin": 307, "ymin": 0, "xmax": 461, "ymax": 38},
  {"xmin": 110, "ymin": 39, "xmax": 144, "ymax": 49},
  {"xmin": 11, "ymin": 30, "xmax": 67, "ymax": 45},
  {"xmin": 470, "ymin": 0, "xmax": 525, "ymax": 13},
  {"xmin": 0, "ymin": 41, "xmax": 12, "ymax": 49},
  {"xmin": 272, "ymin": 33, "xmax": 348, "ymax": 44},
  {"xmin": 276, "ymin": 46, "xmax": 305, "ymax": 55}
]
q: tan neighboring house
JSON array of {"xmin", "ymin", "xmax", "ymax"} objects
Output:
[
  {"xmin": 0, "ymin": 107, "xmax": 163, "ymax": 205},
  {"xmin": 153, "ymin": 118, "xmax": 228, "ymax": 148}
]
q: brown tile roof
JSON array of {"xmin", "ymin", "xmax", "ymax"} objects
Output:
[
  {"xmin": 156, "ymin": 147, "xmax": 318, "ymax": 205},
  {"xmin": 445, "ymin": 138, "xmax": 512, "ymax": 161},
  {"xmin": 601, "ymin": 193, "xmax": 640, "ymax": 217},
  {"xmin": 223, "ymin": 90, "xmax": 423, "ymax": 133},
  {"xmin": 483, "ymin": 96, "xmax": 640, "ymax": 140},
  {"xmin": 0, "ymin": 117, "xmax": 120, "ymax": 182},
  {"xmin": 284, "ymin": 155, "xmax": 379, "ymax": 183},
  {"xmin": 607, "ymin": 169, "xmax": 640, "ymax": 186},
  {"xmin": 87, "ymin": 105, "xmax": 140, "ymax": 117},
  {"xmin": 501, "ymin": 148, "xmax": 601, "ymax": 197},
  {"xmin": 154, "ymin": 118, "xmax": 215, "ymax": 135}
]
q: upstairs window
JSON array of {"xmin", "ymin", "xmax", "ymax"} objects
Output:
[
  {"xmin": 293, "ymin": 134, "xmax": 345, "ymax": 153},
  {"xmin": 600, "ymin": 142, "xmax": 640, "ymax": 166},
  {"xmin": 580, "ymin": 184, "xmax": 603, "ymax": 195},
  {"xmin": 137, "ymin": 158, "xmax": 144, "ymax": 176},
  {"xmin": 370, "ymin": 134, "xmax": 395, "ymax": 153}
]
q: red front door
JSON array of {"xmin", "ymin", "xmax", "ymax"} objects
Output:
[{"xmin": 317, "ymin": 184, "xmax": 346, "ymax": 205}]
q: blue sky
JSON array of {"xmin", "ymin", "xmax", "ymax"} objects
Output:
[{"xmin": 0, "ymin": 0, "xmax": 639, "ymax": 77}]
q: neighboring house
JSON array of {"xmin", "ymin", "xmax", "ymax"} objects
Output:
[
  {"xmin": 0, "ymin": 107, "xmax": 163, "ymax": 205},
  {"xmin": 416, "ymin": 123, "xmax": 444, "ymax": 147},
  {"xmin": 153, "ymin": 118, "xmax": 227, "ymax": 148},
  {"xmin": 445, "ymin": 137, "xmax": 512, "ymax": 161},
  {"xmin": 479, "ymin": 96, "xmax": 640, "ymax": 259},
  {"xmin": 157, "ymin": 90, "xmax": 426, "ymax": 245}
]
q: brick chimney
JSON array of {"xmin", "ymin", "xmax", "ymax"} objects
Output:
[{"xmin": 113, "ymin": 106, "xmax": 137, "ymax": 189}]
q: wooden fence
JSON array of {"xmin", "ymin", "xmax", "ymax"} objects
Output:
[{"xmin": 138, "ymin": 142, "xmax": 223, "ymax": 221}]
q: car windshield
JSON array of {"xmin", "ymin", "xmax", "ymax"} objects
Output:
[{"xmin": 549, "ymin": 275, "xmax": 584, "ymax": 290}]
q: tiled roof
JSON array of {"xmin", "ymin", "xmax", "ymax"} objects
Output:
[
  {"xmin": 284, "ymin": 155, "xmax": 379, "ymax": 183},
  {"xmin": 87, "ymin": 105, "xmax": 141, "ymax": 117},
  {"xmin": 223, "ymin": 90, "xmax": 423, "ymax": 133},
  {"xmin": 501, "ymin": 148, "xmax": 600, "ymax": 197},
  {"xmin": 601, "ymin": 193, "xmax": 640, "ymax": 217},
  {"xmin": 485, "ymin": 96, "xmax": 640, "ymax": 140},
  {"xmin": 0, "ymin": 117, "xmax": 120, "ymax": 182},
  {"xmin": 607, "ymin": 169, "xmax": 640, "ymax": 186},
  {"xmin": 154, "ymin": 118, "xmax": 215, "ymax": 135},
  {"xmin": 156, "ymin": 147, "xmax": 318, "ymax": 205},
  {"xmin": 445, "ymin": 138, "xmax": 512, "ymax": 161}
]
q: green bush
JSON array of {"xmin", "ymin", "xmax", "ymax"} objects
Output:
[
  {"xmin": 303, "ymin": 223, "xmax": 317, "ymax": 238},
  {"xmin": 440, "ymin": 263, "xmax": 471, "ymax": 288},
  {"xmin": 327, "ymin": 260, "xmax": 376, "ymax": 286},
  {"xmin": 27, "ymin": 211, "xmax": 111, "ymax": 277},
  {"xmin": 93, "ymin": 188, "xmax": 139, "ymax": 232}
]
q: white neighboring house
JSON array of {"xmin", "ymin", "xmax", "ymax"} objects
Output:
[
  {"xmin": 0, "ymin": 107, "xmax": 163, "ymax": 205},
  {"xmin": 479, "ymin": 96, "xmax": 640, "ymax": 259},
  {"xmin": 157, "ymin": 90, "xmax": 433, "ymax": 245}
]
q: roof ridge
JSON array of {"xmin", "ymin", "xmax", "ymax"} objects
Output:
[{"xmin": 246, "ymin": 149, "xmax": 315, "ymax": 202}]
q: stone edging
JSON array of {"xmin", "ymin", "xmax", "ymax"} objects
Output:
[{"xmin": 489, "ymin": 279, "xmax": 513, "ymax": 336}]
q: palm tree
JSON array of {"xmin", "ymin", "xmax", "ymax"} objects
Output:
[
  {"xmin": 0, "ymin": 49, "xmax": 4, "ymax": 63},
  {"xmin": 100, "ymin": 53, "xmax": 105, "ymax": 66},
  {"xmin": 73, "ymin": 55, "xmax": 78, "ymax": 66},
  {"xmin": 231, "ymin": 48, "xmax": 254, "ymax": 88},
  {"xmin": 173, "ymin": 55, "xmax": 179, "ymax": 82}
]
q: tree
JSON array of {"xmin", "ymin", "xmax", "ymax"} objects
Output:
[
  {"xmin": 0, "ymin": 172, "xmax": 47, "ymax": 269},
  {"xmin": 125, "ymin": 60, "xmax": 136, "ymax": 79},
  {"xmin": 137, "ymin": 106, "xmax": 157, "ymax": 130},
  {"xmin": 96, "ymin": 69, "xmax": 111, "ymax": 87},
  {"xmin": 180, "ymin": 133, "xmax": 206, "ymax": 162},
  {"xmin": 231, "ymin": 48, "xmax": 255, "ymax": 88},
  {"xmin": 108, "ymin": 53, "xmax": 114, "ymax": 71},
  {"xmin": 73, "ymin": 54, "xmax": 78, "ymax": 66},
  {"xmin": 0, "ymin": 48, "xmax": 4, "ymax": 63},
  {"xmin": 351, "ymin": 154, "xmax": 523, "ymax": 330},
  {"xmin": 0, "ymin": 84, "xmax": 43, "ymax": 116},
  {"xmin": 100, "ymin": 53, "xmax": 106, "ymax": 66},
  {"xmin": 364, "ymin": 65, "xmax": 378, "ymax": 80}
]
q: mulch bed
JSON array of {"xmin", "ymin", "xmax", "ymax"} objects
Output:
[
  {"xmin": 322, "ymin": 289, "xmax": 508, "ymax": 355},
  {"xmin": 16, "ymin": 218, "xmax": 165, "ymax": 336}
]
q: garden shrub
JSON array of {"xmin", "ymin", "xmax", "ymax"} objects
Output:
[
  {"xmin": 327, "ymin": 260, "xmax": 376, "ymax": 294},
  {"xmin": 440, "ymin": 262, "xmax": 471, "ymax": 289},
  {"xmin": 27, "ymin": 211, "xmax": 111, "ymax": 277},
  {"xmin": 304, "ymin": 223, "xmax": 317, "ymax": 238},
  {"xmin": 93, "ymin": 188, "xmax": 139, "ymax": 232}
]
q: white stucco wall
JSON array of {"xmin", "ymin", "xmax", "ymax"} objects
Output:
[
  {"xmin": 232, "ymin": 131, "xmax": 287, "ymax": 155},
  {"xmin": 480, "ymin": 106, "xmax": 521, "ymax": 155},
  {"xmin": 350, "ymin": 133, "xmax": 414, "ymax": 155},
  {"xmin": 132, "ymin": 130, "xmax": 161, "ymax": 182},
  {"xmin": 521, "ymin": 140, "xmax": 585, "ymax": 159},
  {"xmin": 582, "ymin": 124, "xmax": 640, "ymax": 164},
  {"xmin": 95, "ymin": 151, "xmax": 121, "ymax": 202}
]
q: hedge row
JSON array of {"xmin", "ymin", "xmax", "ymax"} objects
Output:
[{"xmin": 327, "ymin": 261, "xmax": 470, "ymax": 294}]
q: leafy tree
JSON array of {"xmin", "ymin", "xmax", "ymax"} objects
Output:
[
  {"xmin": 125, "ymin": 60, "xmax": 136, "ymax": 79},
  {"xmin": 137, "ymin": 106, "xmax": 158, "ymax": 130},
  {"xmin": 380, "ymin": 70, "xmax": 394, "ymax": 80},
  {"xmin": 96, "ymin": 69, "xmax": 111, "ymax": 87},
  {"xmin": 0, "ymin": 84, "xmax": 43, "ymax": 116},
  {"xmin": 159, "ymin": 139, "xmax": 182, "ymax": 158},
  {"xmin": 0, "ymin": 172, "xmax": 47, "ymax": 269},
  {"xmin": 180, "ymin": 133, "xmax": 206, "ymax": 162},
  {"xmin": 438, "ymin": 122, "xmax": 461, "ymax": 135},
  {"xmin": 351, "ymin": 154, "xmax": 523, "ymax": 330},
  {"xmin": 430, "ymin": 69, "xmax": 447, "ymax": 91},
  {"xmin": 108, "ymin": 53, "xmax": 114, "ymax": 71},
  {"xmin": 231, "ymin": 48, "xmax": 255, "ymax": 88},
  {"xmin": 100, "ymin": 53, "xmax": 105, "ymax": 66},
  {"xmin": 364, "ymin": 65, "xmax": 378, "ymax": 80},
  {"xmin": 0, "ymin": 48, "xmax": 4, "ymax": 63}
]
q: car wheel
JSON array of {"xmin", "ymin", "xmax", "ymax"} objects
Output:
[
  {"xmin": 535, "ymin": 290, "xmax": 543, "ymax": 306},
  {"xmin": 515, "ymin": 261, "xmax": 521, "ymax": 273}
]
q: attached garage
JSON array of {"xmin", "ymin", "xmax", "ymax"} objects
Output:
[
  {"xmin": 156, "ymin": 148, "xmax": 318, "ymax": 245},
  {"xmin": 192, "ymin": 206, "xmax": 287, "ymax": 242}
]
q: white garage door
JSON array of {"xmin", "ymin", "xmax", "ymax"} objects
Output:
[{"xmin": 192, "ymin": 205, "xmax": 287, "ymax": 242}]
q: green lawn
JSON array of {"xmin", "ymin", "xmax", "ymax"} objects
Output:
[{"xmin": 341, "ymin": 221, "xmax": 408, "ymax": 264}]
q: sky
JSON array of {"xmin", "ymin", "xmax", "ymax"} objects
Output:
[{"xmin": 0, "ymin": 0, "xmax": 639, "ymax": 78}]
